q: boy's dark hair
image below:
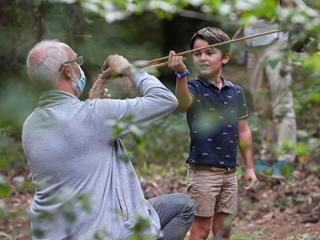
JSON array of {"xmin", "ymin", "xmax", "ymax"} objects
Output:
[{"xmin": 190, "ymin": 27, "xmax": 230, "ymax": 56}]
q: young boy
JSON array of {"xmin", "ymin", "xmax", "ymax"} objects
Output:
[{"xmin": 168, "ymin": 27, "xmax": 257, "ymax": 239}]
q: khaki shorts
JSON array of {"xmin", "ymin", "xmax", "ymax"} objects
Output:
[{"xmin": 187, "ymin": 165, "xmax": 238, "ymax": 217}]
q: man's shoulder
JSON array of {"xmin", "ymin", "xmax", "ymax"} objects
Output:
[{"xmin": 22, "ymin": 109, "xmax": 38, "ymax": 126}]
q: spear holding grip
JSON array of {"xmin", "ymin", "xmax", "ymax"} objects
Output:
[{"xmin": 135, "ymin": 29, "xmax": 285, "ymax": 70}]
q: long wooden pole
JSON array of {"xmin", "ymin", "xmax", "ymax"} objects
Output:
[{"xmin": 139, "ymin": 29, "xmax": 284, "ymax": 69}]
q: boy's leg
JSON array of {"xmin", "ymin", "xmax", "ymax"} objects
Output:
[
  {"xmin": 188, "ymin": 216, "xmax": 211, "ymax": 240},
  {"xmin": 212, "ymin": 213, "xmax": 232, "ymax": 239},
  {"xmin": 148, "ymin": 193, "xmax": 195, "ymax": 240},
  {"xmin": 187, "ymin": 166, "xmax": 225, "ymax": 240},
  {"xmin": 213, "ymin": 170, "xmax": 238, "ymax": 239}
]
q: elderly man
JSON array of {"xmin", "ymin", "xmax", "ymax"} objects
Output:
[{"xmin": 22, "ymin": 40, "xmax": 194, "ymax": 240}]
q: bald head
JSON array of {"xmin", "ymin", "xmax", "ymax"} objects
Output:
[{"xmin": 26, "ymin": 40, "xmax": 75, "ymax": 88}]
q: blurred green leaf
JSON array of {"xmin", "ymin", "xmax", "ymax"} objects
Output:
[
  {"xmin": 309, "ymin": 92, "xmax": 320, "ymax": 103},
  {"xmin": 0, "ymin": 174, "xmax": 12, "ymax": 197},
  {"xmin": 281, "ymin": 163, "xmax": 293, "ymax": 177},
  {"xmin": 33, "ymin": 228, "xmax": 46, "ymax": 238},
  {"xmin": 78, "ymin": 194, "xmax": 92, "ymax": 212},
  {"xmin": 268, "ymin": 57, "xmax": 281, "ymax": 69},
  {"xmin": 0, "ymin": 184, "xmax": 12, "ymax": 197},
  {"xmin": 295, "ymin": 144, "xmax": 310, "ymax": 155}
]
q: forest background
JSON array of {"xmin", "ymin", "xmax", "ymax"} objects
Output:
[{"xmin": 0, "ymin": 0, "xmax": 320, "ymax": 239}]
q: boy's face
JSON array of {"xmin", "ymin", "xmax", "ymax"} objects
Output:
[{"xmin": 192, "ymin": 38, "xmax": 229, "ymax": 79}]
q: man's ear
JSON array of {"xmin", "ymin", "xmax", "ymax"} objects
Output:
[
  {"xmin": 62, "ymin": 65, "xmax": 73, "ymax": 80},
  {"xmin": 222, "ymin": 55, "xmax": 230, "ymax": 64}
]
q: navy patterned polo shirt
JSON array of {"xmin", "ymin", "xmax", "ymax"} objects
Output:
[{"xmin": 186, "ymin": 77, "xmax": 248, "ymax": 168}]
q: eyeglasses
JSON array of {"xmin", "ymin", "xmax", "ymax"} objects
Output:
[{"xmin": 59, "ymin": 56, "xmax": 84, "ymax": 71}]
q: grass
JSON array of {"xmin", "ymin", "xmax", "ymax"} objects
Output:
[{"xmin": 231, "ymin": 232, "xmax": 262, "ymax": 240}]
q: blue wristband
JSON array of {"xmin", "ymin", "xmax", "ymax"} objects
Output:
[{"xmin": 175, "ymin": 70, "xmax": 189, "ymax": 78}]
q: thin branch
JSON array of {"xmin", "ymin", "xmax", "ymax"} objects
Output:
[{"xmin": 139, "ymin": 29, "xmax": 284, "ymax": 69}]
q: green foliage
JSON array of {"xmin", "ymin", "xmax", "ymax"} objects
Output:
[
  {"xmin": 294, "ymin": 130, "xmax": 320, "ymax": 164},
  {"xmin": 129, "ymin": 216, "xmax": 154, "ymax": 240},
  {"xmin": 281, "ymin": 162, "xmax": 294, "ymax": 177},
  {"xmin": 237, "ymin": 0, "xmax": 277, "ymax": 22},
  {"xmin": 0, "ymin": 128, "xmax": 25, "ymax": 198},
  {"xmin": 0, "ymin": 180, "xmax": 12, "ymax": 197},
  {"xmin": 77, "ymin": 0, "xmax": 191, "ymax": 21},
  {"xmin": 33, "ymin": 228, "xmax": 46, "ymax": 238},
  {"xmin": 231, "ymin": 231, "xmax": 261, "ymax": 240},
  {"xmin": 108, "ymin": 115, "xmax": 143, "ymax": 138},
  {"xmin": 260, "ymin": 56, "xmax": 282, "ymax": 70},
  {"xmin": 78, "ymin": 194, "xmax": 92, "ymax": 212},
  {"xmin": 0, "ymin": 82, "xmax": 38, "ymax": 135},
  {"xmin": 123, "ymin": 113, "xmax": 189, "ymax": 169},
  {"xmin": 0, "ymin": 129, "xmax": 24, "ymax": 169}
]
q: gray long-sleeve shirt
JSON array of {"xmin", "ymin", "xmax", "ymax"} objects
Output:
[{"xmin": 22, "ymin": 71, "xmax": 178, "ymax": 240}]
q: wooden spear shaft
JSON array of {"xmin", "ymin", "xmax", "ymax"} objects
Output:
[{"xmin": 140, "ymin": 29, "xmax": 284, "ymax": 69}]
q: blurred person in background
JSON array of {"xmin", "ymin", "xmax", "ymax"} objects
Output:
[{"xmin": 242, "ymin": 0, "xmax": 297, "ymax": 179}]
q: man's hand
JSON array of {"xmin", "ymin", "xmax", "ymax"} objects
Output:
[
  {"xmin": 89, "ymin": 54, "xmax": 134, "ymax": 99},
  {"xmin": 89, "ymin": 70, "xmax": 112, "ymax": 99},
  {"xmin": 102, "ymin": 54, "xmax": 133, "ymax": 78},
  {"xmin": 168, "ymin": 51, "xmax": 187, "ymax": 72},
  {"xmin": 244, "ymin": 168, "xmax": 258, "ymax": 190}
]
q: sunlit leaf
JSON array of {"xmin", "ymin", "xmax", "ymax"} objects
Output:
[
  {"xmin": 309, "ymin": 92, "xmax": 320, "ymax": 103},
  {"xmin": 295, "ymin": 144, "xmax": 310, "ymax": 155},
  {"xmin": 0, "ymin": 184, "xmax": 12, "ymax": 197}
]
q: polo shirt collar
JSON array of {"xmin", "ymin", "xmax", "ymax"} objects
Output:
[{"xmin": 196, "ymin": 75, "xmax": 233, "ymax": 89}]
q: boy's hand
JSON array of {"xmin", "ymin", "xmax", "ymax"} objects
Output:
[
  {"xmin": 168, "ymin": 51, "xmax": 187, "ymax": 72},
  {"xmin": 244, "ymin": 168, "xmax": 258, "ymax": 190}
]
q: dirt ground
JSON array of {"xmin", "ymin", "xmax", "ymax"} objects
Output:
[
  {"xmin": 143, "ymin": 163, "xmax": 320, "ymax": 240},
  {"xmin": 1, "ymin": 162, "xmax": 319, "ymax": 240},
  {"xmin": 235, "ymin": 169, "xmax": 320, "ymax": 240}
]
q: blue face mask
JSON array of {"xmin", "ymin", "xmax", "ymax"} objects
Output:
[{"xmin": 77, "ymin": 66, "xmax": 86, "ymax": 94}]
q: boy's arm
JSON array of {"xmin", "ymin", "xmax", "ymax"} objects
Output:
[
  {"xmin": 237, "ymin": 118, "xmax": 258, "ymax": 187},
  {"xmin": 175, "ymin": 76, "xmax": 193, "ymax": 111},
  {"xmin": 168, "ymin": 51, "xmax": 193, "ymax": 111}
]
